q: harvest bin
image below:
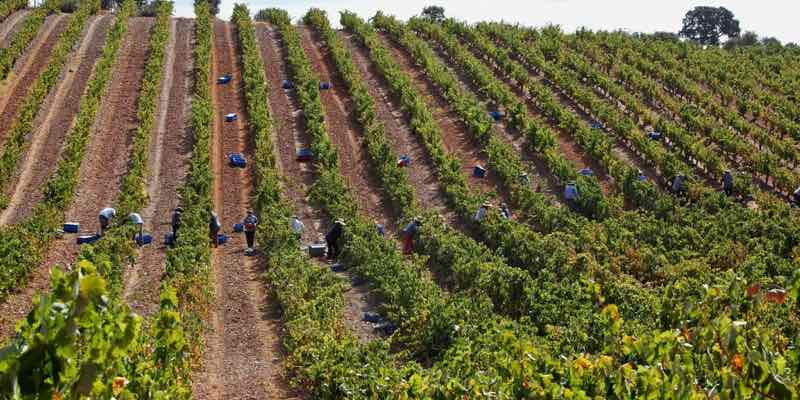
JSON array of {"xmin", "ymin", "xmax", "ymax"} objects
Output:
[
  {"xmin": 224, "ymin": 113, "xmax": 237, "ymax": 122},
  {"xmin": 473, "ymin": 165, "xmax": 487, "ymax": 178},
  {"xmin": 308, "ymin": 244, "xmax": 326, "ymax": 257},
  {"xmin": 217, "ymin": 74, "xmax": 232, "ymax": 84},
  {"xmin": 77, "ymin": 234, "xmax": 101, "ymax": 245},
  {"xmin": 63, "ymin": 222, "xmax": 80, "ymax": 233},
  {"xmin": 228, "ymin": 153, "xmax": 247, "ymax": 168},
  {"xmin": 296, "ymin": 148, "xmax": 313, "ymax": 162}
]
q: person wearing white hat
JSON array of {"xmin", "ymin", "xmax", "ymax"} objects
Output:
[
  {"xmin": 129, "ymin": 212, "xmax": 144, "ymax": 244},
  {"xmin": 209, "ymin": 211, "xmax": 221, "ymax": 248},
  {"xmin": 243, "ymin": 211, "xmax": 258, "ymax": 255}
]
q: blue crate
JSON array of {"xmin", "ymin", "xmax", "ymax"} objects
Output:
[
  {"xmin": 296, "ymin": 148, "xmax": 313, "ymax": 162},
  {"xmin": 362, "ymin": 312, "xmax": 383, "ymax": 323},
  {"xmin": 217, "ymin": 74, "xmax": 232, "ymax": 84},
  {"xmin": 308, "ymin": 243, "xmax": 326, "ymax": 257},
  {"xmin": 319, "ymin": 82, "xmax": 331, "ymax": 90},
  {"xmin": 579, "ymin": 168, "xmax": 593, "ymax": 177},
  {"xmin": 564, "ymin": 182, "xmax": 579, "ymax": 201},
  {"xmin": 282, "ymin": 79, "xmax": 294, "ymax": 89},
  {"xmin": 473, "ymin": 165, "xmax": 487, "ymax": 178},
  {"xmin": 375, "ymin": 321, "xmax": 398, "ymax": 335},
  {"xmin": 63, "ymin": 222, "xmax": 80, "ymax": 233},
  {"xmin": 77, "ymin": 234, "xmax": 101, "ymax": 245},
  {"xmin": 648, "ymin": 131, "xmax": 663, "ymax": 141},
  {"xmin": 233, "ymin": 223, "xmax": 244, "ymax": 233},
  {"xmin": 228, "ymin": 153, "xmax": 247, "ymax": 168},
  {"xmin": 489, "ymin": 110, "xmax": 504, "ymax": 121},
  {"xmin": 217, "ymin": 234, "xmax": 229, "ymax": 244},
  {"xmin": 590, "ymin": 121, "xmax": 602, "ymax": 130},
  {"xmin": 224, "ymin": 113, "xmax": 237, "ymax": 122},
  {"xmin": 135, "ymin": 233, "xmax": 153, "ymax": 245},
  {"xmin": 331, "ymin": 263, "xmax": 346, "ymax": 272}
]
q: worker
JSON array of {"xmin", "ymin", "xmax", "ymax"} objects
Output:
[
  {"xmin": 209, "ymin": 211, "xmax": 221, "ymax": 248},
  {"xmin": 97, "ymin": 207, "xmax": 116, "ymax": 236},
  {"xmin": 290, "ymin": 215, "xmax": 304, "ymax": 240},
  {"xmin": 171, "ymin": 207, "xmax": 183, "ymax": 240},
  {"xmin": 474, "ymin": 202, "xmax": 491, "ymax": 222},
  {"xmin": 723, "ymin": 170, "xmax": 734, "ymax": 196},
  {"xmin": 500, "ymin": 203, "xmax": 511, "ymax": 219},
  {"xmin": 243, "ymin": 211, "xmax": 258, "ymax": 255},
  {"xmin": 637, "ymin": 169, "xmax": 646, "ymax": 182},
  {"xmin": 129, "ymin": 212, "xmax": 144, "ymax": 244},
  {"xmin": 671, "ymin": 174, "xmax": 686, "ymax": 194},
  {"xmin": 375, "ymin": 221, "xmax": 385, "ymax": 237},
  {"xmin": 401, "ymin": 217, "xmax": 422, "ymax": 254},
  {"xmin": 519, "ymin": 172, "xmax": 529, "ymax": 186},
  {"xmin": 792, "ymin": 187, "xmax": 800, "ymax": 206},
  {"xmin": 325, "ymin": 219, "xmax": 345, "ymax": 260}
]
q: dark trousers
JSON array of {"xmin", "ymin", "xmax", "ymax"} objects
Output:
[
  {"xmin": 210, "ymin": 229, "xmax": 219, "ymax": 247},
  {"xmin": 326, "ymin": 238, "xmax": 339, "ymax": 259},
  {"xmin": 245, "ymin": 230, "xmax": 255, "ymax": 248},
  {"xmin": 99, "ymin": 215, "xmax": 109, "ymax": 235}
]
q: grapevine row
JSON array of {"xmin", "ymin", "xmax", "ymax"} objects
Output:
[
  {"xmin": 0, "ymin": 0, "xmax": 60, "ymax": 80},
  {"xmin": 0, "ymin": 0, "xmax": 100, "ymax": 299},
  {"xmin": 596, "ymin": 32, "xmax": 800, "ymax": 193},
  {"xmin": 0, "ymin": 0, "xmax": 27, "ymax": 22},
  {"xmin": 0, "ymin": 2, "xmax": 97, "ymax": 206},
  {"xmin": 265, "ymin": 7, "xmax": 493, "ymax": 362}
]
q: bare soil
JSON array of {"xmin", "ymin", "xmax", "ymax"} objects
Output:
[
  {"xmin": 422, "ymin": 38, "xmax": 566, "ymax": 200},
  {"xmin": 255, "ymin": 23, "xmax": 322, "ymax": 243},
  {"xmin": 299, "ymin": 26, "xmax": 397, "ymax": 232},
  {"xmin": 0, "ymin": 14, "xmax": 69, "ymax": 147},
  {"xmin": 378, "ymin": 33, "xmax": 507, "ymax": 203},
  {"xmin": 123, "ymin": 18, "xmax": 194, "ymax": 317},
  {"xmin": 1, "ymin": 15, "xmax": 113, "ymax": 225},
  {"xmin": 0, "ymin": 9, "xmax": 31, "ymax": 47},
  {"xmin": 0, "ymin": 17, "xmax": 153, "ymax": 340},
  {"xmin": 190, "ymin": 19, "xmax": 298, "ymax": 400},
  {"xmin": 339, "ymin": 31, "xmax": 459, "ymax": 227}
]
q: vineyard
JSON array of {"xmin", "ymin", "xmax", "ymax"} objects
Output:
[{"xmin": 0, "ymin": 1, "xmax": 798, "ymax": 398}]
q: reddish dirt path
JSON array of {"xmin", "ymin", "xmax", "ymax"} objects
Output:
[
  {"xmin": 378, "ymin": 34, "xmax": 506, "ymax": 202},
  {"xmin": 254, "ymin": 23, "xmax": 321, "ymax": 244},
  {"xmin": 0, "ymin": 15, "xmax": 113, "ymax": 225},
  {"xmin": 0, "ymin": 17, "xmax": 152, "ymax": 341},
  {"xmin": 191, "ymin": 19, "xmax": 297, "ymax": 400},
  {"xmin": 339, "ymin": 31, "xmax": 459, "ymax": 226},
  {"xmin": 256, "ymin": 23, "xmax": 382, "ymax": 345},
  {"xmin": 0, "ymin": 14, "xmax": 69, "ymax": 147},
  {"xmin": 0, "ymin": 9, "xmax": 31, "ymax": 46},
  {"xmin": 123, "ymin": 18, "xmax": 194, "ymax": 318},
  {"xmin": 421, "ymin": 38, "xmax": 570, "ymax": 200},
  {"xmin": 299, "ymin": 26, "xmax": 396, "ymax": 232}
]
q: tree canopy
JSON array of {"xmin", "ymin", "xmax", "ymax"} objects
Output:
[
  {"xmin": 421, "ymin": 5, "xmax": 445, "ymax": 23},
  {"xmin": 679, "ymin": 6, "xmax": 741, "ymax": 45}
]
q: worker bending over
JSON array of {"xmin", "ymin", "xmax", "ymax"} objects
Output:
[
  {"xmin": 325, "ymin": 219, "xmax": 345, "ymax": 260},
  {"xmin": 98, "ymin": 207, "xmax": 116, "ymax": 236},
  {"xmin": 401, "ymin": 217, "xmax": 422, "ymax": 254},
  {"xmin": 209, "ymin": 211, "xmax": 221, "ymax": 248},
  {"xmin": 129, "ymin": 212, "xmax": 144, "ymax": 244}
]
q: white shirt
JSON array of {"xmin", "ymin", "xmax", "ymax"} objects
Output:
[
  {"xmin": 99, "ymin": 207, "xmax": 116, "ymax": 219},
  {"xmin": 129, "ymin": 213, "xmax": 144, "ymax": 225},
  {"xmin": 291, "ymin": 217, "xmax": 304, "ymax": 234}
]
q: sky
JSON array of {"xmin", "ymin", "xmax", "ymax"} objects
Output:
[{"xmin": 171, "ymin": 0, "xmax": 800, "ymax": 44}]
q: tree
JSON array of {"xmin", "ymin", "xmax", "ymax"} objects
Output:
[
  {"xmin": 194, "ymin": 0, "xmax": 220, "ymax": 16},
  {"xmin": 679, "ymin": 6, "xmax": 741, "ymax": 45},
  {"xmin": 421, "ymin": 5, "xmax": 445, "ymax": 23}
]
